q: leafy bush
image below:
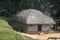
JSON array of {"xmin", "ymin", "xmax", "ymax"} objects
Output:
[{"xmin": 10, "ymin": 21, "xmax": 24, "ymax": 32}]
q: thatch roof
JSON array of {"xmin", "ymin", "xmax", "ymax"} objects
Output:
[{"xmin": 13, "ymin": 9, "xmax": 55, "ymax": 24}]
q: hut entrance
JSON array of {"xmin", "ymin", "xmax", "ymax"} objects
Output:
[{"xmin": 38, "ymin": 25, "xmax": 42, "ymax": 31}]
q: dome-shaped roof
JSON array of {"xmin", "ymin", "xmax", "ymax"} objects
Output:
[{"xmin": 13, "ymin": 9, "xmax": 55, "ymax": 24}]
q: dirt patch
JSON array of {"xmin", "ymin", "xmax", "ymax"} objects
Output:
[{"xmin": 21, "ymin": 33, "xmax": 60, "ymax": 40}]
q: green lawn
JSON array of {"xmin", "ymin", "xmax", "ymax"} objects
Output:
[{"xmin": 0, "ymin": 16, "xmax": 35, "ymax": 40}]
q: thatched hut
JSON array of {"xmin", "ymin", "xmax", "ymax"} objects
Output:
[{"xmin": 13, "ymin": 9, "xmax": 55, "ymax": 33}]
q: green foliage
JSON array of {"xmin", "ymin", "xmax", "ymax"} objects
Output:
[
  {"xmin": 0, "ymin": 0, "xmax": 60, "ymax": 18},
  {"xmin": 0, "ymin": 17, "xmax": 35, "ymax": 40},
  {"xmin": 49, "ymin": 0, "xmax": 60, "ymax": 18},
  {"xmin": 0, "ymin": 0, "xmax": 17, "ymax": 17},
  {"xmin": 0, "ymin": 0, "xmax": 52, "ymax": 17}
]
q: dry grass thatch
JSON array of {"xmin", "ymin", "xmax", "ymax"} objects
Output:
[{"xmin": 13, "ymin": 9, "xmax": 55, "ymax": 24}]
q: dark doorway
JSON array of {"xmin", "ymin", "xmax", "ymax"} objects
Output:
[{"xmin": 38, "ymin": 24, "xmax": 42, "ymax": 31}]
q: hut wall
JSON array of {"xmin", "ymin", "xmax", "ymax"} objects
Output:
[
  {"xmin": 27, "ymin": 24, "xmax": 38, "ymax": 32},
  {"xmin": 42, "ymin": 24, "xmax": 50, "ymax": 32}
]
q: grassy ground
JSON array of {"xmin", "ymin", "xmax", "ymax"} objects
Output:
[{"xmin": 0, "ymin": 16, "xmax": 35, "ymax": 40}]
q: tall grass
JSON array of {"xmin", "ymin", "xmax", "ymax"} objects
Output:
[{"xmin": 0, "ymin": 16, "xmax": 35, "ymax": 40}]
